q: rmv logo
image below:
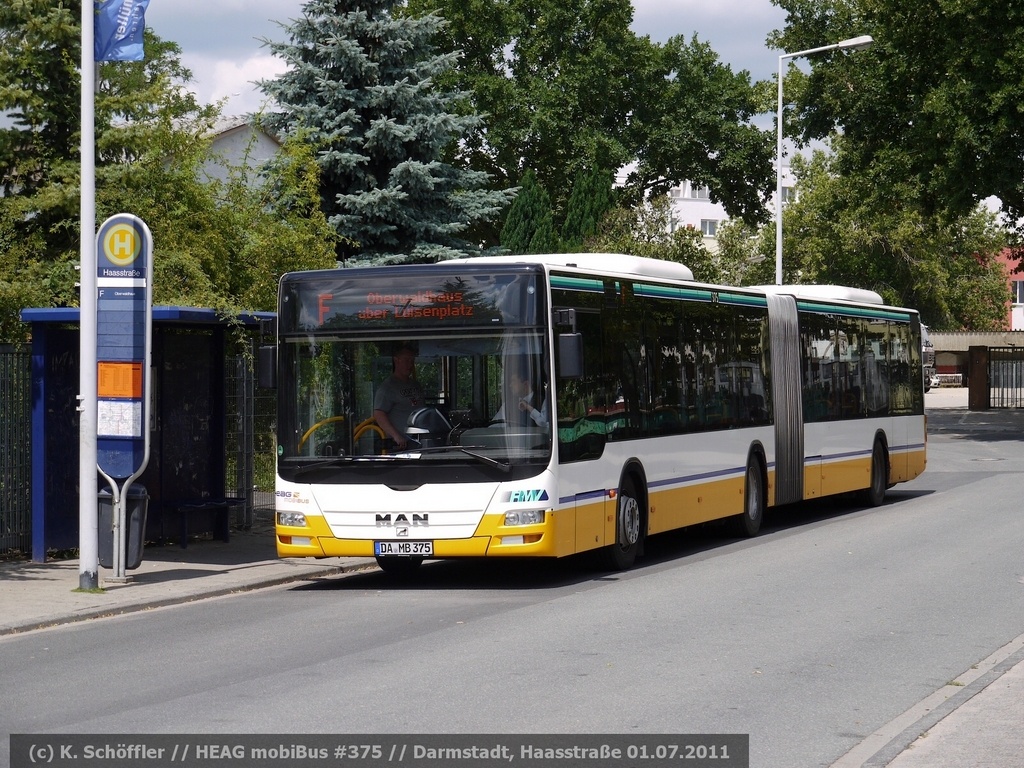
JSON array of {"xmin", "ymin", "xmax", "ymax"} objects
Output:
[
  {"xmin": 507, "ymin": 489, "xmax": 549, "ymax": 503},
  {"xmin": 376, "ymin": 513, "xmax": 429, "ymax": 526}
]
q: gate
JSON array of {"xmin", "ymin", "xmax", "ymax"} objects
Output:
[{"xmin": 988, "ymin": 346, "xmax": 1024, "ymax": 408}]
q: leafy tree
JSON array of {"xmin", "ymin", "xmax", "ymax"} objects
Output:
[
  {"xmin": 771, "ymin": 0, "xmax": 1024, "ymax": 233},
  {"xmin": 404, "ymin": 0, "xmax": 774, "ymax": 228},
  {"xmin": 0, "ymin": 5, "xmax": 335, "ymax": 341},
  {"xmin": 259, "ymin": 0, "xmax": 514, "ymax": 265},
  {"xmin": 500, "ymin": 170, "xmax": 558, "ymax": 254},
  {"xmin": 98, "ymin": 121, "xmax": 337, "ymax": 314},
  {"xmin": 782, "ymin": 149, "xmax": 1009, "ymax": 330},
  {"xmin": 713, "ymin": 219, "xmax": 775, "ymax": 287},
  {"xmin": 621, "ymin": 36, "xmax": 775, "ymax": 226}
]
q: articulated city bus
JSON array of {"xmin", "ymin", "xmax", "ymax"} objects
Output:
[{"xmin": 266, "ymin": 253, "xmax": 926, "ymax": 573}]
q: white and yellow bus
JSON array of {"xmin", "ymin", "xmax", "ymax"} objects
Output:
[{"xmin": 266, "ymin": 254, "xmax": 926, "ymax": 573}]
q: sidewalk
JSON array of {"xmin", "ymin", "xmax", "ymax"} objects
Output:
[
  {"xmin": 2, "ymin": 388, "xmax": 1023, "ymax": 767},
  {"xmin": 0, "ymin": 519, "xmax": 372, "ymax": 636}
]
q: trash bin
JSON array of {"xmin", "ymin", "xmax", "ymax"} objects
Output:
[{"xmin": 98, "ymin": 485, "xmax": 149, "ymax": 570}]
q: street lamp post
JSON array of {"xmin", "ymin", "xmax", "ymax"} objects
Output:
[{"xmin": 775, "ymin": 34, "xmax": 873, "ymax": 285}]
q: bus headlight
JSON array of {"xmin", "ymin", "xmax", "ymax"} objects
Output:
[
  {"xmin": 278, "ymin": 510, "xmax": 307, "ymax": 527},
  {"xmin": 504, "ymin": 509, "xmax": 545, "ymax": 526}
]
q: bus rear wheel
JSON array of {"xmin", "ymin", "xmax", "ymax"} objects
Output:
[
  {"xmin": 733, "ymin": 456, "xmax": 765, "ymax": 537},
  {"xmin": 375, "ymin": 555, "xmax": 424, "ymax": 576},
  {"xmin": 602, "ymin": 477, "xmax": 642, "ymax": 571}
]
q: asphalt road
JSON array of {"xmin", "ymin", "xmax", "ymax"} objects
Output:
[{"xmin": 2, "ymin": 406, "xmax": 1022, "ymax": 768}]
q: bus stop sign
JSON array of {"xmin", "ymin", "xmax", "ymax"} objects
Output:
[{"xmin": 95, "ymin": 214, "xmax": 153, "ymax": 479}]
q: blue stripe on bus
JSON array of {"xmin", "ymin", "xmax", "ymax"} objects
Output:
[{"xmin": 557, "ymin": 442, "xmax": 925, "ymax": 506}]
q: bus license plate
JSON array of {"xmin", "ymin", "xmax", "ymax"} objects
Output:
[{"xmin": 375, "ymin": 541, "xmax": 433, "ymax": 557}]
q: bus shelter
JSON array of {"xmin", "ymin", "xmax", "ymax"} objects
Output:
[{"xmin": 21, "ymin": 306, "xmax": 273, "ymax": 562}]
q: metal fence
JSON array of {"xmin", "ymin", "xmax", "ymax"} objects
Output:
[
  {"xmin": 0, "ymin": 350, "xmax": 276, "ymax": 558},
  {"xmin": 989, "ymin": 346, "xmax": 1024, "ymax": 409},
  {"xmin": 0, "ymin": 347, "xmax": 32, "ymax": 556}
]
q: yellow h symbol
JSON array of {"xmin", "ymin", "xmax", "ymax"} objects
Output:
[
  {"xmin": 104, "ymin": 222, "xmax": 141, "ymax": 266},
  {"xmin": 111, "ymin": 230, "xmax": 134, "ymax": 258}
]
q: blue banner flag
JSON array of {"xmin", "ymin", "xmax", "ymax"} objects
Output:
[{"xmin": 94, "ymin": 0, "xmax": 151, "ymax": 62}]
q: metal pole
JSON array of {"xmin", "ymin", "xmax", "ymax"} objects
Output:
[
  {"xmin": 79, "ymin": 0, "xmax": 99, "ymax": 590},
  {"xmin": 774, "ymin": 35, "xmax": 874, "ymax": 287},
  {"xmin": 776, "ymin": 54, "xmax": 786, "ymax": 286}
]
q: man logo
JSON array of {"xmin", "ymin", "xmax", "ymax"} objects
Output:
[{"xmin": 506, "ymin": 489, "xmax": 549, "ymax": 503}]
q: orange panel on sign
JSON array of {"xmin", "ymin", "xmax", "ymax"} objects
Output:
[{"xmin": 97, "ymin": 362, "xmax": 143, "ymax": 398}]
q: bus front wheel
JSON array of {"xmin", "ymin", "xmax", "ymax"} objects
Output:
[
  {"xmin": 860, "ymin": 440, "xmax": 888, "ymax": 508},
  {"xmin": 375, "ymin": 556, "xmax": 424, "ymax": 576},
  {"xmin": 603, "ymin": 477, "xmax": 642, "ymax": 571}
]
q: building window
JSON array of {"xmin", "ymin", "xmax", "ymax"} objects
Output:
[
  {"xmin": 689, "ymin": 183, "xmax": 710, "ymax": 200},
  {"xmin": 670, "ymin": 187, "xmax": 683, "ymax": 199},
  {"xmin": 701, "ymin": 219, "xmax": 718, "ymax": 237},
  {"xmin": 781, "ymin": 186, "xmax": 797, "ymax": 204},
  {"xmin": 1013, "ymin": 281, "xmax": 1024, "ymax": 304}
]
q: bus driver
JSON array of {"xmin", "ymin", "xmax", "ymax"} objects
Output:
[{"xmin": 374, "ymin": 343, "xmax": 426, "ymax": 450}]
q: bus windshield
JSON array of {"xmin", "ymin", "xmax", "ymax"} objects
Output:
[{"xmin": 276, "ymin": 268, "xmax": 552, "ymax": 484}]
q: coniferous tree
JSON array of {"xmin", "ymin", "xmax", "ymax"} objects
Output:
[
  {"xmin": 259, "ymin": 0, "xmax": 513, "ymax": 265},
  {"xmin": 500, "ymin": 171, "xmax": 558, "ymax": 255},
  {"xmin": 561, "ymin": 167, "xmax": 614, "ymax": 251}
]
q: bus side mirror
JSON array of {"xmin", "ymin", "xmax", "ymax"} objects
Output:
[
  {"xmin": 558, "ymin": 333, "xmax": 583, "ymax": 379},
  {"xmin": 258, "ymin": 345, "xmax": 277, "ymax": 389}
]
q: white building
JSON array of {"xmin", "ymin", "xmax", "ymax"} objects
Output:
[
  {"xmin": 200, "ymin": 117, "xmax": 281, "ymax": 184},
  {"xmin": 666, "ymin": 163, "xmax": 796, "ymax": 251}
]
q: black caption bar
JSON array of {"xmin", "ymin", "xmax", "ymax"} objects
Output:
[{"xmin": 11, "ymin": 734, "xmax": 748, "ymax": 768}]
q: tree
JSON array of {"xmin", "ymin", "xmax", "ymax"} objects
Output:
[
  {"xmin": 782, "ymin": 148, "xmax": 1010, "ymax": 330},
  {"xmin": 713, "ymin": 219, "xmax": 775, "ymax": 287},
  {"xmin": 0, "ymin": 3, "xmax": 221, "ymax": 339},
  {"xmin": 561, "ymin": 167, "xmax": 614, "ymax": 251},
  {"xmin": 500, "ymin": 171, "xmax": 558, "ymax": 254},
  {"xmin": 621, "ymin": 36, "xmax": 776, "ymax": 227},
  {"xmin": 0, "ymin": 5, "xmax": 336, "ymax": 341},
  {"xmin": 404, "ymin": 0, "xmax": 775, "ymax": 228},
  {"xmin": 259, "ymin": 0, "xmax": 514, "ymax": 265},
  {"xmin": 97, "ymin": 122, "xmax": 338, "ymax": 315},
  {"xmin": 771, "ymin": 0, "xmax": 1024, "ymax": 234}
]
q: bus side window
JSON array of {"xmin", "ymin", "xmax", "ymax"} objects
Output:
[{"xmin": 553, "ymin": 305, "xmax": 610, "ymax": 462}]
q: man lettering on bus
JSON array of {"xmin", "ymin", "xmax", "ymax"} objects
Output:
[{"xmin": 374, "ymin": 343, "xmax": 426, "ymax": 450}]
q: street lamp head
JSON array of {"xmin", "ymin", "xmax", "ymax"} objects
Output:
[
  {"xmin": 775, "ymin": 32, "xmax": 873, "ymax": 285},
  {"xmin": 837, "ymin": 35, "xmax": 874, "ymax": 52}
]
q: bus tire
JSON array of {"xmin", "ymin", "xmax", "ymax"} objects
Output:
[
  {"xmin": 861, "ymin": 440, "xmax": 888, "ymax": 507},
  {"xmin": 375, "ymin": 555, "xmax": 424, "ymax": 576},
  {"xmin": 603, "ymin": 476, "xmax": 642, "ymax": 571},
  {"xmin": 734, "ymin": 454, "xmax": 765, "ymax": 537}
]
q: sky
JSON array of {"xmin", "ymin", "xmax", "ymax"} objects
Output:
[{"xmin": 145, "ymin": 0, "xmax": 789, "ymax": 117}]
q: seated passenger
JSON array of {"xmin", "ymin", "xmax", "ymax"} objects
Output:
[{"xmin": 493, "ymin": 365, "xmax": 548, "ymax": 427}]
